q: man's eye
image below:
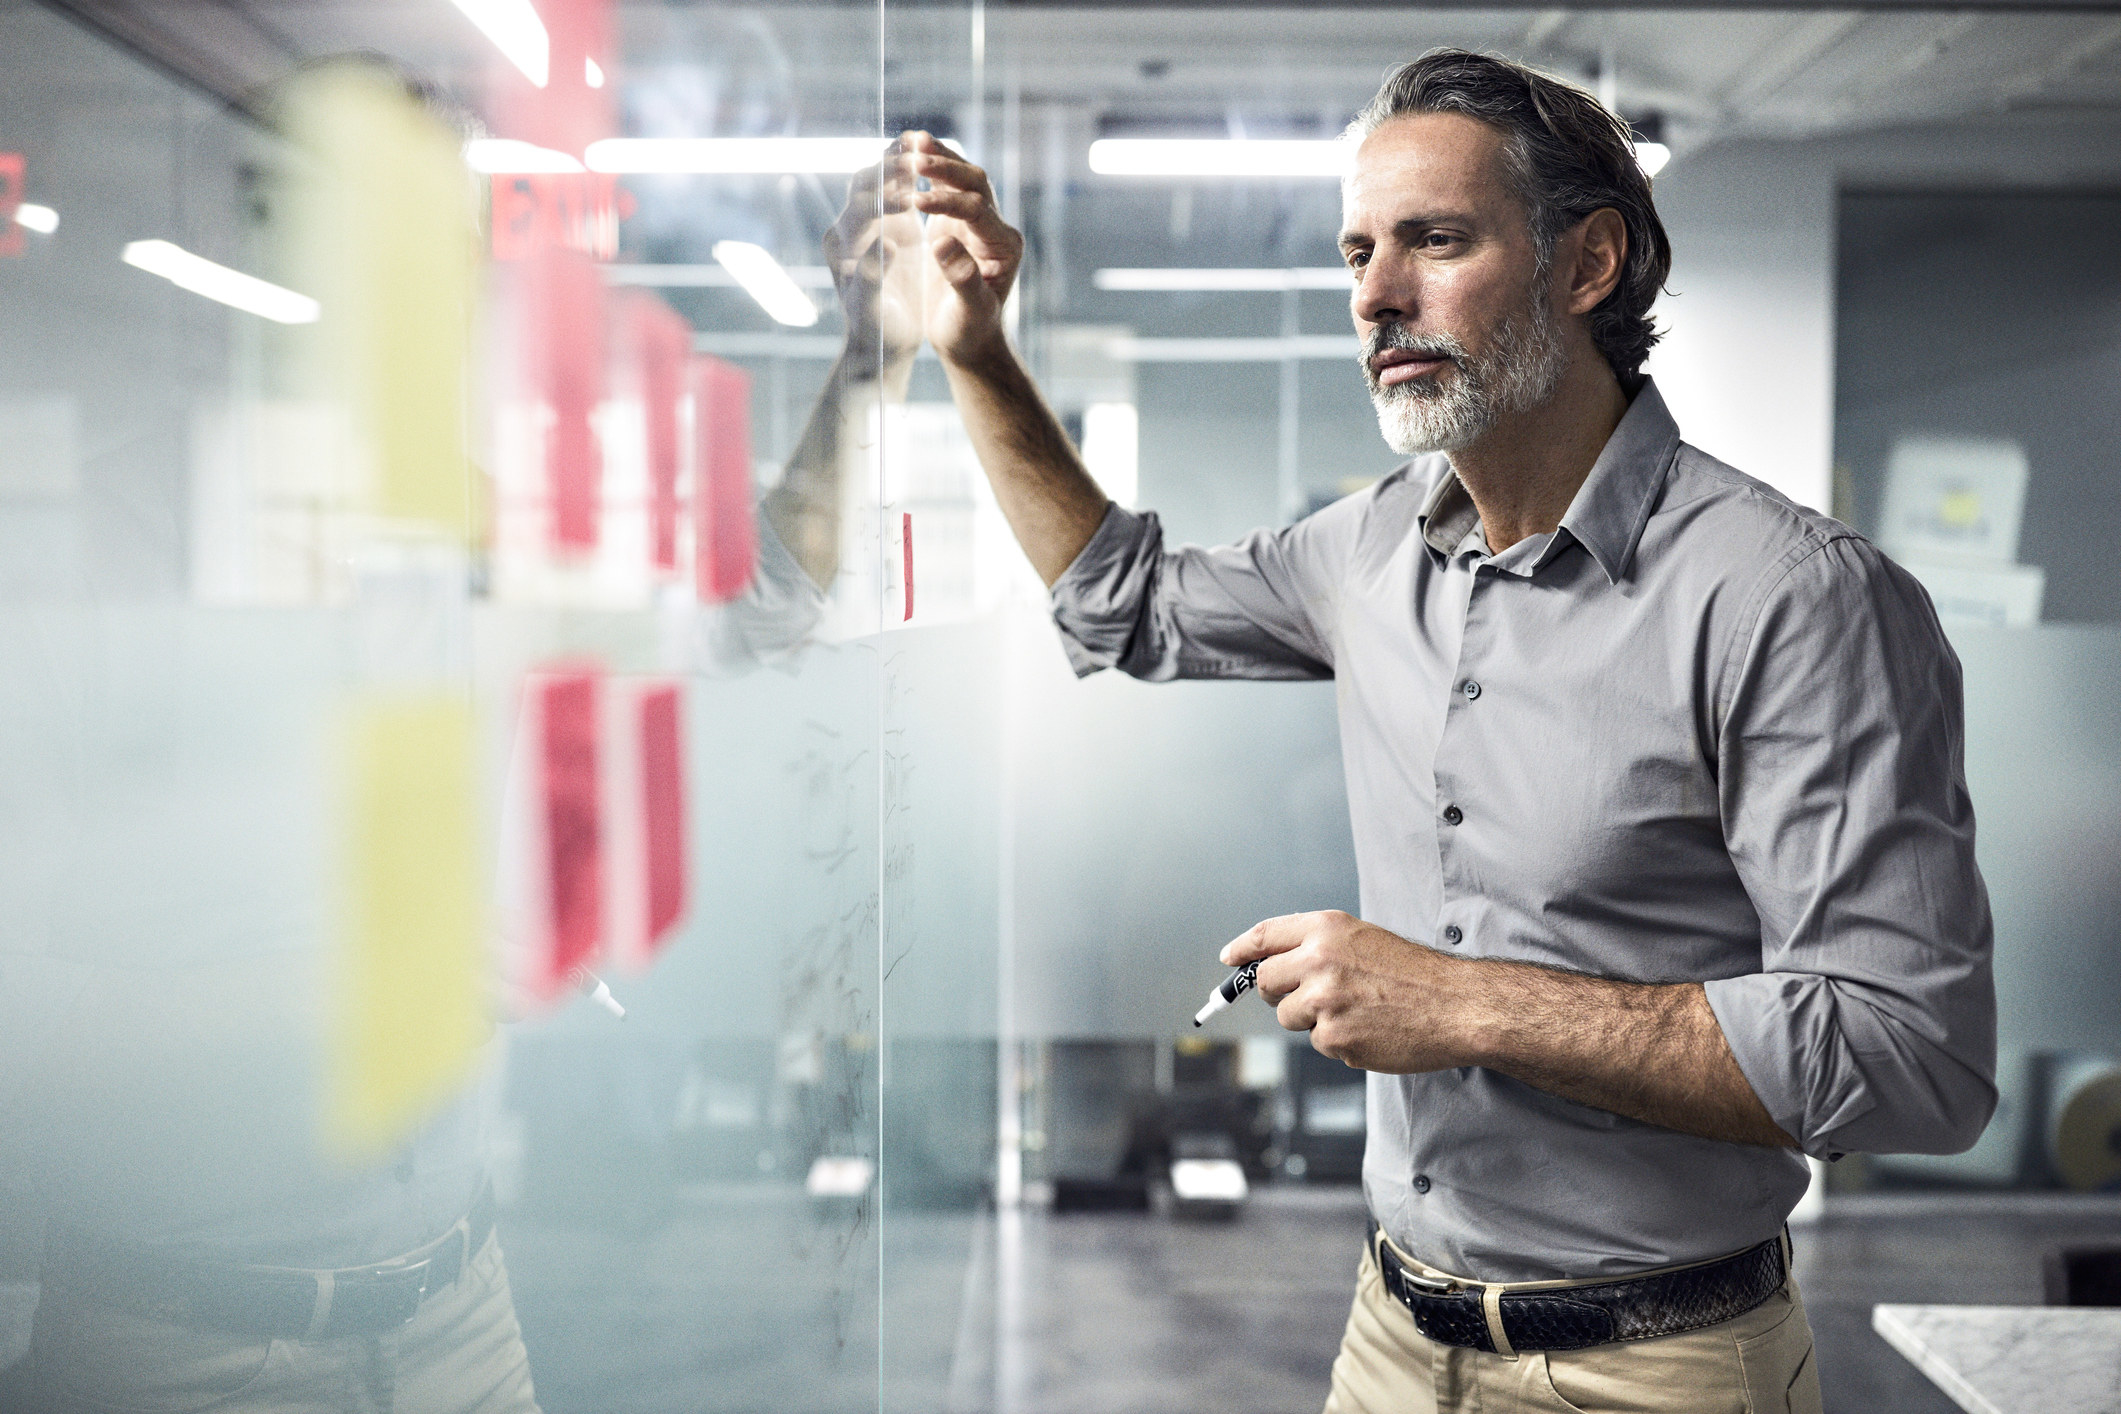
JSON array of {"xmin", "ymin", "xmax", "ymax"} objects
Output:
[{"xmin": 1345, "ymin": 251, "xmax": 1369, "ymax": 270}]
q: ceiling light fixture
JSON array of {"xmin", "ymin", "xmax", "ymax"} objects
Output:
[
  {"xmin": 1633, "ymin": 141, "xmax": 1671, "ymax": 177},
  {"xmin": 121, "ymin": 240, "xmax": 320, "ymax": 324},
  {"xmin": 1087, "ymin": 138, "xmax": 1350, "ymax": 179},
  {"xmin": 464, "ymin": 139, "xmax": 584, "ymax": 173},
  {"xmin": 1094, "ymin": 267, "xmax": 1351, "ymax": 292},
  {"xmin": 711, "ymin": 241, "xmax": 819, "ymax": 327},
  {"xmin": 13, "ymin": 202, "xmax": 58, "ymax": 234},
  {"xmin": 448, "ymin": 0, "xmax": 550, "ymax": 88}
]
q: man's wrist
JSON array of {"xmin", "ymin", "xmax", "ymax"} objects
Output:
[
  {"xmin": 1434, "ymin": 954, "xmax": 1509, "ymax": 1070},
  {"xmin": 936, "ymin": 327, "xmax": 1020, "ymax": 383}
]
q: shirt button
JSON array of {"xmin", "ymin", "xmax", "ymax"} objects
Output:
[
  {"xmin": 1442, "ymin": 804, "xmax": 1463, "ymax": 826},
  {"xmin": 1413, "ymin": 1174, "xmax": 1432, "ymax": 1194},
  {"xmin": 1462, "ymin": 680, "xmax": 1481, "ymax": 700},
  {"xmin": 1442, "ymin": 925, "xmax": 1463, "ymax": 946}
]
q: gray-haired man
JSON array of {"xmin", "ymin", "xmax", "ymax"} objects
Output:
[{"xmin": 905, "ymin": 48, "xmax": 1994, "ymax": 1414}]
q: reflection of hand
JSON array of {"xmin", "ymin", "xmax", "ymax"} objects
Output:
[
  {"xmin": 904, "ymin": 130, "xmax": 1024, "ymax": 370},
  {"xmin": 824, "ymin": 147, "xmax": 924, "ymax": 373}
]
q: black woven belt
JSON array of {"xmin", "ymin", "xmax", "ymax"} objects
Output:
[
  {"xmin": 44, "ymin": 1186, "xmax": 497, "ymax": 1341},
  {"xmin": 1374, "ymin": 1228, "xmax": 1786, "ymax": 1353}
]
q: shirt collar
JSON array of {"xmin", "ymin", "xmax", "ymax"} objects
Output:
[{"xmin": 1413, "ymin": 377, "xmax": 1683, "ymax": 584}]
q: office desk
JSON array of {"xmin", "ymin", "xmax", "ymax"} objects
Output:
[{"xmin": 1873, "ymin": 1304, "xmax": 2121, "ymax": 1414}]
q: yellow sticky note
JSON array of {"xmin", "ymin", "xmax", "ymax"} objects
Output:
[
  {"xmin": 331, "ymin": 697, "xmax": 486, "ymax": 1156},
  {"xmin": 289, "ymin": 64, "xmax": 482, "ymax": 538}
]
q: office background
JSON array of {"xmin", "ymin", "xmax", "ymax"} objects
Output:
[{"xmin": 1, "ymin": 1, "xmax": 2118, "ymax": 1411}]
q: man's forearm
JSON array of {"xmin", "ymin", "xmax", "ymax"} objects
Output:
[
  {"xmin": 939, "ymin": 347, "xmax": 1110, "ymax": 587},
  {"xmin": 1459, "ymin": 960, "xmax": 1797, "ymax": 1149}
]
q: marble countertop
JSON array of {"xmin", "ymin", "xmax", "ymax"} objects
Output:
[{"xmin": 1873, "ymin": 1304, "xmax": 2121, "ymax": 1414}]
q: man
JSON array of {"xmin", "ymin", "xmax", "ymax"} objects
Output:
[{"xmin": 902, "ymin": 48, "xmax": 1996, "ymax": 1414}]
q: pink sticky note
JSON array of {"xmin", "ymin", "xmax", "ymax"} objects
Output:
[
  {"xmin": 534, "ymin": 667, "xmax": 604, "ymax": 989},
  {"xmin": 0, "ymin": 154, "xmax": 22, "ymax": 259},
  {"xmin": 692, "ymin": 355, "xmax": 757, "ymax": 604},
  {"xmin": 901, "ymin": 511, "xmax": 914, "ymax": 621},
  {"xmin": 628, "ymin": 295, "xmax": 692, "ymax": 574},
  {"xmin": 534, "ymin": 247, "xmax": 605, "ymax": 553}
]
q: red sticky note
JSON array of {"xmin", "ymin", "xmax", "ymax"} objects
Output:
[
  {"xmin": 532, "ymin": 246, "xmax": 605, "ymax": 553},
  {"xmin": 628, "ymin": 294, "xmax": 692, "ymax": 574},
  {"xmin": 901, "ymin": 511, "xmax": 914, "ymax": 621},
  {"xmin": 0, "ymin": 154, "xmax": 22, "ymax": 259},
  {"xmin": 490, "ymin": 0, "xmax": 615, "ymax": 159},
  {"xmin": 534, "ymin": 667, "xmax": 604, "ymax": 989},
  {"xmin": 600, "ymin": 678, "xmax": 687, "ymax": 972},
  {"xmin": 637, "ymin": 682, "xmax": 688, "ymax": 953},
  {"xmin": 692, "ymin": 355, "xmax": 757, "ymax": 604}
]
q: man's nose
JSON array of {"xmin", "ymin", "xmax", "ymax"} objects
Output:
[{"xmin": 1352, "ymin": 258, "xmax": 1413, "ymax": 328}]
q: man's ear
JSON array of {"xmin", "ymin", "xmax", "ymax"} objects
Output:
[{"xmin": 1563, "ymin": 208, "xmax": 1628, "ymax": 316}]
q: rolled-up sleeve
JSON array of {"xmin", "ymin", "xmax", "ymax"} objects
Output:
[
  {"xmin": 1704, "ymin": 535, "xmax": 1997, "ymax": 1160},
  {"xmin": 691, "ymin": 508, "xmax": 827, "ymax": 673},
  {"xmin": 1049, "ymin": 494, "xmax": 1367, "ymax": 682}
]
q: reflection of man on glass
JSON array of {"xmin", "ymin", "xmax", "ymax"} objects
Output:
[{"xmin": 905, "ymin": 49, "xmax": 1995, "ymax": 1414}]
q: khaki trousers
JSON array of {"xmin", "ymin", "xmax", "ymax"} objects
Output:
[
  {"xmin": 1324, "ymin": 1236, "xmax": 1823, "ymax": 1414},
  {"xmin": 26, "ymin": 1231, "xmax": 541, "ymax": 1414}
]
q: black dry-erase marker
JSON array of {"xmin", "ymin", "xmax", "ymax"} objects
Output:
[{"xmin": 1193, "ymin": 960, "xmax": 1260, "ymax": 1026}]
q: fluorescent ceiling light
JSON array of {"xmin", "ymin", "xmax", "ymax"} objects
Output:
[
  {"xmin": 1634, "ymin": 141, "xmax": 1671, "ymax": 177},
  {"xmin": 606, "ymin": 263, "xmax": 833, "ymax": 289},
  {"xmin": 121, "ymin": 240, "xmax": 320, "ymax": 324},
  {"xmin": 585, "ymin": 56, "xmax": 605, "ymax": 89},
  {"xmin": 1088, "ymin": 138, "xmax": 1349, "ymax": 179},
  {"xmin": 448, "ymin": 0, "xmax": 549, "ymax": 87},
  {"xmin": 711, "ymin": 241, "xmax": 819, "ymax": 327},
  {"xmin": 1094, "ymin": 267, "xmax": 1351, "ymax": 292},
  {"xmin": 464, "ymin": 138, "xmax": 583, "ymax": 173},
  {"xmin": 13, "ymin": 202, "xmax": 58, "ymax": 234},
  {"xmin": 588, "ymin": 137, "xmax": 890, "ymax": 174}
]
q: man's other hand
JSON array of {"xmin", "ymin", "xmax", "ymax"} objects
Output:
[
  {"xmin": 903, "ymin": 131, "xmax": 1023, "ymax": 368},
  {"xmin": 1222, "ymin": 911, "xmax": 1464, "ymax": 1073},
  {"xmin": 825, "ymin": 150, "xmax": 924, "ymax": 374},
  {"xmin": 1219, "ymin": 909, "xmax": 1798, "ymax": 1148}
]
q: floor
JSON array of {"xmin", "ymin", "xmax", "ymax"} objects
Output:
[
  {"xmin": 5, "ymin": 1188, "xmax": 2115, "ymax": 1411},
  {"xmin": 496, "ymin": 1185, "xmax": 2121, "ymax": 1414}
]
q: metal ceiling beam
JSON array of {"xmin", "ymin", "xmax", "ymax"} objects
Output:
[{"xmin": 30, "ymin": 0, "xmax": 301, "ymax": 129}]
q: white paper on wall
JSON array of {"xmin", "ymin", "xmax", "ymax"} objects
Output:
[{"xmin": 1879, "ymin": 436, "xmax": 2030, "ymax": 567}]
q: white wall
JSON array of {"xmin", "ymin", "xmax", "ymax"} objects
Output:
[{"xmin": 1644, "ymin": 140, "xmax": 1839, "ymax": 516}]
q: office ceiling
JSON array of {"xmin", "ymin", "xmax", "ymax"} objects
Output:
[{"xmin": 27, "ymin": 0, "xmax": 2121, "ymax": 155}]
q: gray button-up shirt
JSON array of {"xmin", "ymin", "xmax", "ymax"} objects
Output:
[{"xmin": 1049, "ymin": 379, "xmax": 1997, "ymax": 1282}]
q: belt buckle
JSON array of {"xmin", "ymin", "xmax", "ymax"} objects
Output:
[
  {"xmin": 322, "ymin": 1259, "xmax": 431, "ymax": 1337},
  {"xmin": 1400, "ymin": 1269, "xmax": 1459, "ymax": 1296}
]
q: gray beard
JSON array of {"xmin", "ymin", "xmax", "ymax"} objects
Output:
[{"xmin": 1362, "ymin": 291, "xmax": 1569, "ymax": 456}]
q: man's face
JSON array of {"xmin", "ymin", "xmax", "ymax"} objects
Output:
[{"xmin": 1339, "ymin": 111, "xmax": 1568, "ymax": 455}]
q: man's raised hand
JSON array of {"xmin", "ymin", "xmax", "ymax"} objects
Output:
[
  {"xmin": 902, "ymin": 130, "xmax": 1024, "ymax": 367},
  {"xmin": 823, "ymin": 150, "xmax": 924, "ymax": 373}
]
